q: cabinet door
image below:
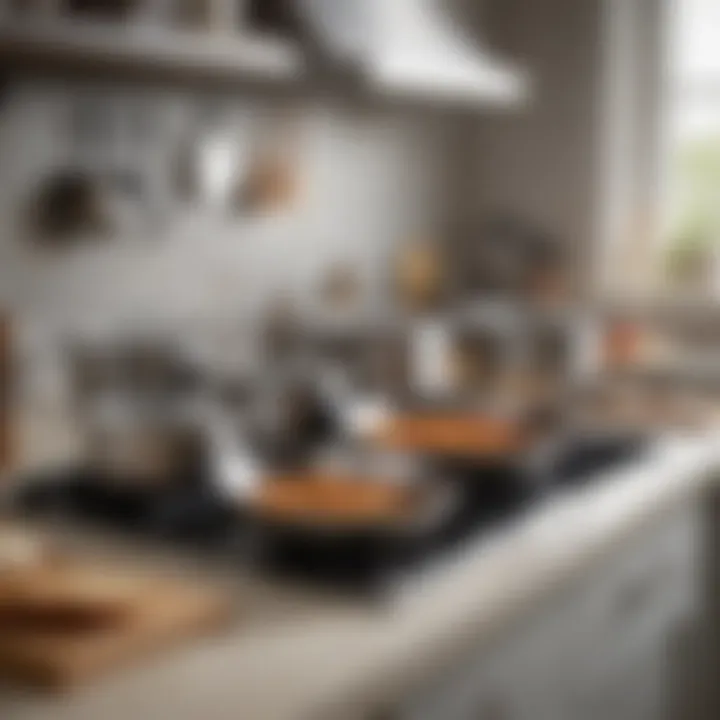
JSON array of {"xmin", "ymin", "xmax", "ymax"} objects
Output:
[
  {"xmin": 565, "ymin": 631, "xmax": 677, "ymax": 720},
  {"xmin": 392, "ymin": 503, "xmax": 702, "ymax": 720}
]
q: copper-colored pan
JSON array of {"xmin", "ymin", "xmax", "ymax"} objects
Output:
[
  {"xmin": 247, "ymin": 472, "xmax": 457, "ymax": 536},
  {"xmin": 370, "ymin": 413, "xmax": 529, "ymax": 461}
]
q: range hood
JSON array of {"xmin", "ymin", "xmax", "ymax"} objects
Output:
[{"xmin": 302, "ymin": 0, "xmax": 529, "ymax": 106}]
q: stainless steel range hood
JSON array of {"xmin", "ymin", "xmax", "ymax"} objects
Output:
[{"xmin": 302, "ymin": 0, "xmax": 529, "ymax": 106}]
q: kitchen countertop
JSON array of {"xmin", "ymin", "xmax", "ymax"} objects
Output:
[{"xmin": 1, "ymin": 434, "xmax": 718, "ymax": 720}]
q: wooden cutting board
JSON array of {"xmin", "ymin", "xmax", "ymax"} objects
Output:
[{"xmin": 0, "ymin": 560, "xmax": 233, "ymax": 691}]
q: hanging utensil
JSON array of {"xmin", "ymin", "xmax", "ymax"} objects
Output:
[
  {"xmin": 175, "ymin": 102, "xmax": 254, "ymax": 212},
  {"xmin": 234, "ymin": 106, "xmax": 303, "ymax": 215}
]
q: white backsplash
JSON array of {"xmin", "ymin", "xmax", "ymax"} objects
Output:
[{"xmin": 0, "ymin": 80, "xmax": 453, "ymax": 398}]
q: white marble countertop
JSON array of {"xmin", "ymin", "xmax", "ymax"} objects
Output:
[{"xmin": 1, "ymin": 435, "xmax": 718, "ymax": 720}]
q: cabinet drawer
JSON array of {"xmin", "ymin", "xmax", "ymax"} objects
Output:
[
  {"xmin": 502, "ymin": 505, "xmax": 698, "ymax": 699},
  {"xmin": 567, "ymin": 635, "xmax": 672, "ymax": 720},
  {"xmin": 579, "ymin": 503, "xmax": 700, "ymax": 666}
]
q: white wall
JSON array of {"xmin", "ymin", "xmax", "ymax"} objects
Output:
[
  {"xmin": 0, "ymin": 80, "xmax": 453, "ymax": 365},
  {"xmin": 469, "ymin": 0, "xmax": 668, "ymax": 300},
  {"xmin": 473, "ymin": 0, "xmax": 605, "ymax": 295}
]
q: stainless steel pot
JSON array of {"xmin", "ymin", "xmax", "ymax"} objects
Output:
[{"xmin": 84, "ymin": 397, "xmax": 206, "ymax": 488}]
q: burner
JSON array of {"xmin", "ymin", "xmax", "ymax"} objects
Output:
[{"xmin": 16, "ymin": 466, "xmax": 237, "ymax": 545}]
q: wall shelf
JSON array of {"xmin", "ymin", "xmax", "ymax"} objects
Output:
[
  {"xmin": 0, "ymin": 20, "xmax": 305, "ymax": 89},
  {"xmin": 0, "ymin": 10, "xmax": 528, "ymax": 110}
]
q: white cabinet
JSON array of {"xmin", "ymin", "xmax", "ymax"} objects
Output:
[{"xmin": 390, "ymin": 502, "xmax": 702, "ymax": 720}]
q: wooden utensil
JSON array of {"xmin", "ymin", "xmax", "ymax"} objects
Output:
[{"xmin": 235, "ymin": 108, "xmax": 302, "ymax": 214}]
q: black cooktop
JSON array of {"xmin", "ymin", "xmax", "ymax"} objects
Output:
[{"xmin": 13, "ymin": 433, "xmax": 647, "ymax": 594}]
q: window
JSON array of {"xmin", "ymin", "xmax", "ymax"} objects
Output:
[{"xmin": 664, "ymin": 0, "xmax": 720, "ymax": 294}]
